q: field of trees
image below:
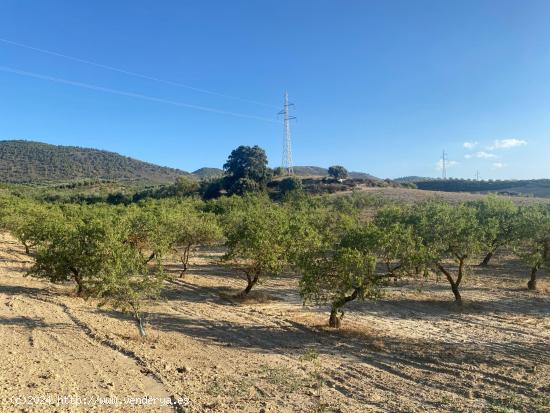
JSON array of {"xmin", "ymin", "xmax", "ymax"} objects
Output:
[{"xmin": 0, "ymin": 145, "xmax": 548, "ymax": 412}]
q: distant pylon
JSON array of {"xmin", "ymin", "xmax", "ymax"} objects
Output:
[
  {"xmin": 441, "ymin": 150, "xmax": 447, "ymax": 179},
  {"xmin": 279, "ymin": 91, "xmax": 295, "ymax": 175}
]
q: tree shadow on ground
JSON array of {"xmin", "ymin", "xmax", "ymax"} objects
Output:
[{"xmin": 143, "ymin": 311, "xmax": 547, "ymax": 398}]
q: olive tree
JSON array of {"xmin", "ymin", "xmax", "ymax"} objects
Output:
[
  {"xmin": 222, "ymin": 194, "xmax": 289, "ymax": 296},
  {"xmin": 370, "ymin": 204, "xmax": 426, "ymax": 277},
  {"xmin": 468, "ymin": 196, "xmax": 520, "ymax": 266},
  {"xmin": 172, "ymin": 209, "xmax": 222, "ymax": 277},
  {"xmin": 28, "ymin": 205, "xmax": 118, "ymax": 296},
  {"xmin": 123, "ymin": 200, "xmax": 180, "ymax": 264},
  {"xmin": 299, "ymin": 245, "xmax": 377, "ymax": 327},
  {"xmin": 514, "ymin": 204, "xmax": 550, "ymax": 290},
  {"xmin": 409, "ymin": 201, "xmax": 487, "ymax": 302},
  {"xmin": 287, "ymin": 200, "xmax": 388, "ymax": 327},
  {"xmin": 3, "ymin": 198, "xmax": 64, "ymax": 254},
  {"xmin": 87, "ymin": 241, "xmax": 164, "ymax": 337}
]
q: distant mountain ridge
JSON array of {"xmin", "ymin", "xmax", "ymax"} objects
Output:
[
  {"xmin": 291, "ymin": 166, "xmax": 380, "ymax": 180},
  {"xmin": 0, "ymin": 140, "xmax": 380, "ymax": 185},
  {"xmin": 0, "ymin": 140, "xmax": 190, "ymax": 184}
]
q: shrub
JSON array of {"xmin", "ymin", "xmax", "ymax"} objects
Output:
[{"xmin": 279, "ymin": 176, "xmax": 303, "ymax": 195}]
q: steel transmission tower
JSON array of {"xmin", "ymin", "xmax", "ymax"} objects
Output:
[{"xmin": 279, "ymin": 92, "xmax": 296, "ymax": 175}]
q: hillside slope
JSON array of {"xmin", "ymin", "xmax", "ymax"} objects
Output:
[
  {"xmin": 0, "ymin": 140, "xmax": 189, "ymax": 184},
  {"xmin": 292, "ymin": 165, "xmax": 380, "ymax": 180}
]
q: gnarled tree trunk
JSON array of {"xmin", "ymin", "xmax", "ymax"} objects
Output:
[
  {"xmin": 70, "ymin": 267, "xmax": 84, "ymax": 297},
  {"xmin": 179, "ymin": 243, "xmax": 192, "ymax": 278},
  {"xmin": 528, "ymin": 266, "xmax": 538, "ymax": 290},
  {"xmin": 437, "ymin": 260, "xmax": 465, "ymax": 303},
  {"xmin": 328, "ymin": 289, "xmax": 360, "ymax": 328},
  {"xmin": 479, "ymin": 250, "xmax": 494, "ymax": 267},
  {"xmin": 238, "ymin": 270, "xmax": 259, "ymax": 297}
]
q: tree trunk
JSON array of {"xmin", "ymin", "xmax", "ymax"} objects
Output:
[
  {"xmin": 134, "ymin": 313, "xmax": 146, "ymax": 337},
  {"xmin": 71, "ymin": 268, "xmax": 84, "ymax": 297},
  {"xmin": 528, "ymin": 266, "xmax": 538, "ymax": 290},
  {"xmin": 450, "ymin": 282, "xmax": 462, "ymax": 302},
  {"xmin": 239, "ymin": 272, "xmax": 259, "ymax": 297},
  {"xmin": 437, "ymin": 263, "xmax": 462, "ymax": 302},
  {"xmin": 327, "ymin": 289, "xmax": 360, "ymax": 328},
  {"xmin": 179, "ymin": 244, "xmax": 192, "ymax": 278},
  {"xmin": 328, "ymin": 307, "xmax": 341, "ymax": 328},
  {"xmin": 23, "ymin": 243, "xmax": 30, "ymax": 255},
  {"xmin": 479, "ymin": 250, "xmax": 494, "ymax": 267}
]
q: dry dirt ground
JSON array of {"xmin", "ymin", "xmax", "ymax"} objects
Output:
[{"xmin": 0, "ymin": 232, "xmax": 549, "ymax": 413}]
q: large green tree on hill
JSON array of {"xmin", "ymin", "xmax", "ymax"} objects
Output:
[
  {"xmin": 223, "ymin": 145, "xmax": 272, "ymax": 194},
  {"xmin": 328, "ymin": 165, "xmax": 348, "ymax": 180}
]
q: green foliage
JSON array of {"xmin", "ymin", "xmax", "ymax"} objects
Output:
[
  {"xmin": 327, "ymin": 165, "xmax": 348, "ymax": 180},
  {"xmin": 297, "ymin": 238, "xmax": 378, "ymax": 327},
  {"xmin": 172, "ymin": 207, "xmax": 223, "ymax": 276},
  {"xmin": 0, "ymin": 140, "xmax": 187, "ymax": 184},
  {"xmin": 223, "ymin": 145, "xmax": 272, "ymax": 194},
  {"xmin": 279, "ymin": 176, "xmax": 303, "ymax": 195},
  {"xmin": 222, "ymin": 194, "xmax": 289, "ymax": 295},
  {"xmin": 28, "ymin": 205, "xmax": 121, "ymax": 296},
  {"xmin": 408, "ymin": 200, "xmax": 488, "ymax": 301},
  {"xmin": 357, "ymin": 204, "xmax": 425, "ymax": 277},
  {"xmin": 228, "ymin": 177, "xmax": 262, "ymax": 195},
  {"xmin": 289, "ymin": 202, "xmax": 384, "ymax": 327},
  {"xmin": 21, "ymin": 203, "xmax": 166, "ymax": 336},
  {"xmin": 1, "ymin": 197, "xmax": 65, "ymax": 254},
  {"xmin": 123, "ymin": 200, "xmax": 180, "ymax": 264},
  {"xmin": 468, "ymin": 196, "xmax": 520, "ymax": 265},
  {"xmin": 513, "ymin": 204, "xmax": 550, "ymax": 289}
]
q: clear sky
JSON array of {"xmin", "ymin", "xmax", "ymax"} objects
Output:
[{"xmin": 1, "ymin": 0, "xmax": 549, "ymax": 179}]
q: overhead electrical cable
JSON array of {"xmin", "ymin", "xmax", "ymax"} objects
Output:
[
  {"xmin": 0, "ymin": 37, "xmax": 276, "ymax": 108},
  {"xmin": 0, "ymin": 65, "xmax": 279, "ymax": 123}
]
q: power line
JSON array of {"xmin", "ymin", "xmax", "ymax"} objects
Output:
[
  {"xmin": 0, "ymin": 65, "xmax": 279, "ymax": 123},
  {"xmin": 0, "ymin": 37, "xmax": 277, "ymax": 109}
]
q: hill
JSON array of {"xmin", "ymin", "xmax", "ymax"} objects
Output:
[
  {"xmin": 292, "ymin": 166, "xmax": 380, "ymax": 180},
  {"xmin": 0, "ymin": 140, "xmax": 190, "ymax": 184},
  {"xmin": 393, "ymin": 176, "xmax": 436, "ymax": 183},
  {"xmin": 397, "ymin": 177, "xmax": 550, "ymax": 198},
  {"xmin": 192, "ymin": 167, "xmax": 224, "ymax": 179}
]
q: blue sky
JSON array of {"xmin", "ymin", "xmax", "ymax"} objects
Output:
[{"xmin": 1, "ymin": 0, "xmax": 549, "ymax": 179}]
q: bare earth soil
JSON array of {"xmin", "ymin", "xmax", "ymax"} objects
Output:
[{"xmin": 1, "ymin": 232, "xmax": 549, "ymax": 413}]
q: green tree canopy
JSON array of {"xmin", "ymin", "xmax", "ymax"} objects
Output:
[
  {"xmin": 408, "ymin": 200, "xmax": 488, "ymax": 302},
  {"xmin": 223, "ymin": 145, "xmax": 272, "ymax": 194},
  {"xmin": 468, "ymin": 195, "xmax": 520, "ymax": 266},
  {"xmin": 222, "ymin": 194, "xmax": 289, "ymax": 296},
  {"xmin": 513, "ymin": 204, "xmax": 550, "ymax": 290},
  {"xmin": 328, "ymin": 165, "xmax": 349, "ymax": 180}
]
